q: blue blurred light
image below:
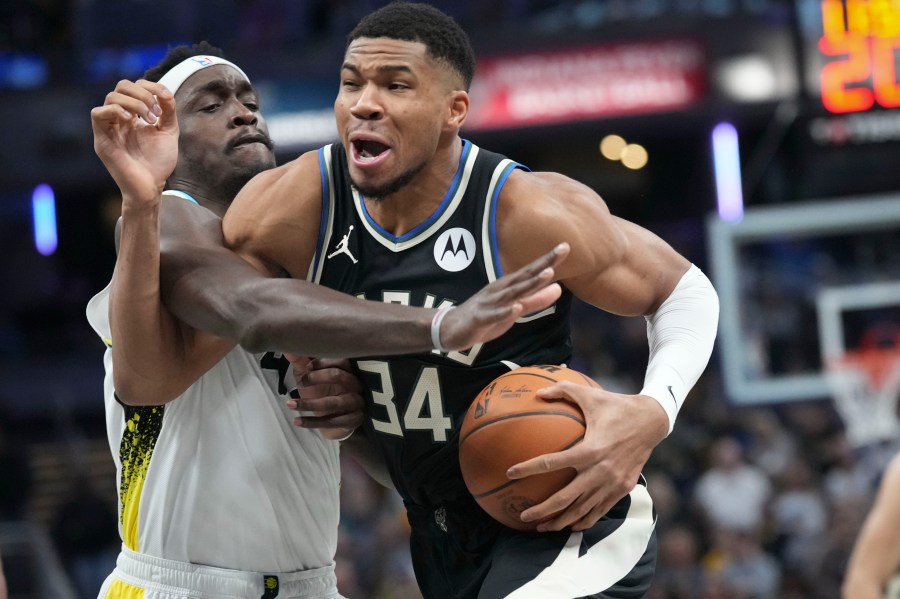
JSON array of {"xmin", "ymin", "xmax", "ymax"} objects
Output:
[
  {"xmin": 32, "ymin": 184, "xmax": 58, "ymax": 256},
  {"xmin": 712, "ymin": 122, "xmax": 744, "ymax": 222}
]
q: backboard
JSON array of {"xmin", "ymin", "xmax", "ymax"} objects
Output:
[{"xmin": 707, "ymin": 194, "xmax": 900, "ymax": 405}]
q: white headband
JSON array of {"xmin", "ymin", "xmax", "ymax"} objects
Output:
[{"xmin": 157, "ymin": 55, "xmax": 251, "ymax": 95}]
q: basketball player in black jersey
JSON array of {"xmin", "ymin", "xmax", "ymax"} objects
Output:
[{"xmin": 208, "ymin": 3, "xmax": 720, "ymax": 598}]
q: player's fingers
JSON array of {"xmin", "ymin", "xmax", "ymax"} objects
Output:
[
  {"xmin": 517, "ymin": 484, "xmax": 583, "ymax": 527},
  {"xmin": 570, "ymin": 502, "xmax": 609, "ymax": 532},
  {"xmin": 506, "ymin": 446, "xmax": 585, "ymax": 479},
  {"xmin": 513, "ymin": 283, "xmax": 563, "ymax": 315},
  {"xmin": 106, "ymin": 88, "xmax": 161, "ymax": 124},
  {"xmin": 489, "ymin": 267, "xmax": 555, "ymax": 303},
  {"xmin": 309, "ymin": 357, "xmax": 354, "ymax": 370},
  {"xmin": 284, "ymin": 353, "xmax": 311, "ymax": 366},
  {"xmin": 502, "ymin": 243, "xmax": 569, "ymax": 285},
  {"xmin": 290, "ymin": 393, "xmax": 364, "ymax": 417},
  {"xmin": 301, "ymin": 366, "xmax": 363, "ymax": 393},
  {"xmin": 154, "ymin": 86, "xmax": 177, "ymax": 131},
  {"xmin": 294, "ymin": 411, "xmax": 364, "ymax": 430},
  {"xmin": 90, "ymin": 104, "xmax": 134, "ymax": 130}
]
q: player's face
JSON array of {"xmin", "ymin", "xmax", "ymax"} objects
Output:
[
  {"xmin": 174, "ymin": 65, "xmax": 276, "ymax": 197},
  {"xmin": 335, "ymin": 37, "xmax": 465, "ymax": 199}
]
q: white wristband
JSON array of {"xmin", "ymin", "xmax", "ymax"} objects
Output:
[{"xmin": 431, "ymin": 307, "xmax": 454, "ymax": 351}]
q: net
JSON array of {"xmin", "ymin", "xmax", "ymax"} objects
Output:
[{"xmin": 826, "ymin": 347, "xmax": 900, "ymax": 448}]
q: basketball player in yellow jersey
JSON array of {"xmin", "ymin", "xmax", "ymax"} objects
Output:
[
  {"xmin": 90, "ymin": 40, "xmax": 567, "ymax": 599},
  {"xmin": 215, "ymin": 4, "xmax": 719, "ymax": 597}
]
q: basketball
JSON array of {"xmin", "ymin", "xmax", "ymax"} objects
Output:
[{"xmin": 458, "ymin": 365, "xmax": 598, "ymax": 530}]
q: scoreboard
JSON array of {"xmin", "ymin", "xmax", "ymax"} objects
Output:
[{"xmin": 817, "ymin": 0, "xmax": 900, "ymax": 113}]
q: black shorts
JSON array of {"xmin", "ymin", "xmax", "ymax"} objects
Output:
[{"xmin": 406, "ymin": 482, "xmax": 657, "ymax": 599}]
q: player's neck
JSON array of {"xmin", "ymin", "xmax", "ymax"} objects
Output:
[
  {"xmin": 364, "ymin": 137, "xmax": 463, "ymax": 235},
  {"xmin": 168, "ymin": 180, "xmax": 231, "ymax": 218}
]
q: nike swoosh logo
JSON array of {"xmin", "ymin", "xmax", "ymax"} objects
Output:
[{"xmin": 667, "ymin": 385, "xmax": 677, "ymax": 406}]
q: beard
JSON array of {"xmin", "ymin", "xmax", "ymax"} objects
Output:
[
  {"xmin": 179, "ymin": 151, "xmax": 276, "ymax": 204},
  {"xmin": 350, "ymin": 159, "xmax": 427, "ymax": 200},
  {"xmin": 220, "ymin": 159, "xmax": 275, "ymax": 202}
]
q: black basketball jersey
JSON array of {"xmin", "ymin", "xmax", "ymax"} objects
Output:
[{"xmin": 311, "ymin": 140, "xmax": 573, "ymax": 508}]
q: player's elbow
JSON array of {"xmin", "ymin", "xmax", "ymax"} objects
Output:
[
  {"xmin": 235, "ymin": 319, "xmax": 274, "ymax": 354},
  {"xmin": 229, "ymin": 288, "xmax": 281, "ymax": 353}
]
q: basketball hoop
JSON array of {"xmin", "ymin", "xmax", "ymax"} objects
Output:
[{"xmin": 826, "ymin": 346, "xmax": 900, "ymax": 448}]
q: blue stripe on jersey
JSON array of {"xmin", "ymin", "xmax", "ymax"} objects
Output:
[
  {"xmin": 359, "ymin": 140, "xmax": 473, "ymax": 244},
  {"xmin": 313, "ymin": 146, "xmax": 330, "ymax": 277},
  {"xmin": 489, "ymin": 161, "xmax": 521, "ymax": 278}
]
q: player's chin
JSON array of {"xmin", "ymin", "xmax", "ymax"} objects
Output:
[{"xmin": 231, "ymin": 150, "xmax": 276, "ymax": 173}]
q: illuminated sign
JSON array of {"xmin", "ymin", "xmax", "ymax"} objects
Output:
[
  {"xmin": 817, "ymin": 0, "xmax": 900, "ymax": 113},
  {"xmin": 464, "ymin": 39, "xmax": 706, "ymax": 131}
]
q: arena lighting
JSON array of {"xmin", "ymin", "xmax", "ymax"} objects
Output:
[
  {"xmin": 32, "ymin": 183, "xmax": 58, "ymax": 256},
  {"xmin": 711, "ymin": 122, "xmax": 744, "ymax": 222},
  {"xmin": 599, "ymin": 134, "xmax": 627, "ymax": 161},
  {"xmin": 621, "ymin": 144, "xmax": 649, "ymax": 170}
]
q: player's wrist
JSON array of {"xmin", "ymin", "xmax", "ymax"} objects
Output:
[
  {"xmin": 120, "ymin": 190, "xmax": 163, "ymax": 213},
  {"xmin": 431, "ymin": 306, "xmax": 455, "ymax": 351}
]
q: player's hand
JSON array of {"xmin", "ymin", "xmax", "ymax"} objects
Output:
[
  {"xmin": 285, "ymin": 355, "xmax": 364, "ymax": 441},
  {"xmin": 440, "ymin": 243, "xmax": 569, "ymax": 350},
  {"xmin": 90, "ymin": 79, "xmax": 178, "ymax": 204},
  {"xmin": 505, "ymin": 383, "xmax": 668, "ymax": 532}
]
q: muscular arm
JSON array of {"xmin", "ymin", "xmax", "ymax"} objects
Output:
[
  {"xmin": 498, "ymin": 171, "xmax": 690, "ymax": 317},
  {"xmin": 843, "ymin": 454, "xmax": 900, "ymax": 599},
  {"xmin": 498, "ymin": 170, "xmax": 718, "ymax": 530},
  {"xmin": 160, "ymin": 155, "xmax": 436, "ymax": 356},
  {"xmin": 92, "ymin": 79, "xmax": 235, "ymax": 406},
  {"xmin": 111, "ymin": 197, "xmax": 234, "ymax": 405},
  {"xmin": 162, "ymin": 153, "xmax": 567, "ymax": 357}
]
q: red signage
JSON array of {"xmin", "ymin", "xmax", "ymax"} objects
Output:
[{"xmin": 465, "ymin": 39, "xmax": 706, "ymax": 130}]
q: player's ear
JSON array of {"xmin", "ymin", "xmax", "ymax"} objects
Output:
[{"xmin": 445, "ymin": 89, "xmax": 469, "ymax": 132}]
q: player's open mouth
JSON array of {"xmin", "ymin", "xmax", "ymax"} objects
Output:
[{"xmin": 351, "ymin": 139, "xmax": 392, "ymax": 168}]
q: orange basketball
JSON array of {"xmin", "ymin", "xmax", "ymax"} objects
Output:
[{"xmin": 458, "ymin": 365, "xmax": 597, "ymax": 530}]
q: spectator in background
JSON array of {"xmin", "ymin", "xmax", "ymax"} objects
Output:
[
  {"xmin": 650, "ymin": 525, "xmax": 705, "ymax": 599},
  {"xmin": 693, "ymin": 436, "xmax": 772, "ymax": 534},
  {"xmin": 743, "ymin": 408, "xmax": 796, "ymax": 479},
  {"xmin": 769, "ymin": 457, "xmax": 828, "ymax": 580},
  {"xmin": 718, "ymin": 529, "xmax": 781, "ymax": 599},
  {"xmin": 51, "ymin": 475, "xmax": 119, "ymax": 599},
  {"xmin": 842, "ymin": 451, "xmax": 900, "ymax": 599}
]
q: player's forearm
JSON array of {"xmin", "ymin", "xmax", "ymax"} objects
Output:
[
  {"xmin": 639, "ymin": 265, "xmax": 719, "ymax": 434},
  {"xmin": 110, "ymin": 199, "xmax": 187, "ymax": 403},
  {"xmin": 341, "ymin": 428, "xmax": 395, "ymax": 489},
  {"xmin": 170, "ymin": 269, "xmax": 436, "ymax": 357}
]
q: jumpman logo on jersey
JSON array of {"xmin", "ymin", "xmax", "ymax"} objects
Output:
[{"xmin": 328, "ymin": 225, "xmax": 358, "ymax": 264}]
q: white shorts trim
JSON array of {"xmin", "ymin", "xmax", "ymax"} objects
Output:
[{"xmin": 98, "ymin": 546, "xmax": 340, "ymax": 599}]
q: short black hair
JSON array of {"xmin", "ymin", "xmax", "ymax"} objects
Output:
[
  {"xmin": 143, "ymin": 41, "xmax": 225, "ymax": 82},
  {"xmin": 348, "ymin": 2, "xmax": 475, "ymax": 90}
]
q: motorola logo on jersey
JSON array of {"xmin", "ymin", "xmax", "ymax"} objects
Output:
[{"xmin": 433, "ymin": 228, "xmax": 476, "ymax": 272}]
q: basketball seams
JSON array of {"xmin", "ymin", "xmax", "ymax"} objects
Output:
[
  {"xmin": 458, "ymin": 411, "xmax": 585, "ymax": 445},
  {"xmin": 466, "ymin": 431, "xmax": 585, "ymax": 499}
]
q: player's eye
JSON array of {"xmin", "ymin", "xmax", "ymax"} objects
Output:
[{"xmin": 201, "ymin": 103, "xmax": 220, "ymax": 113}]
